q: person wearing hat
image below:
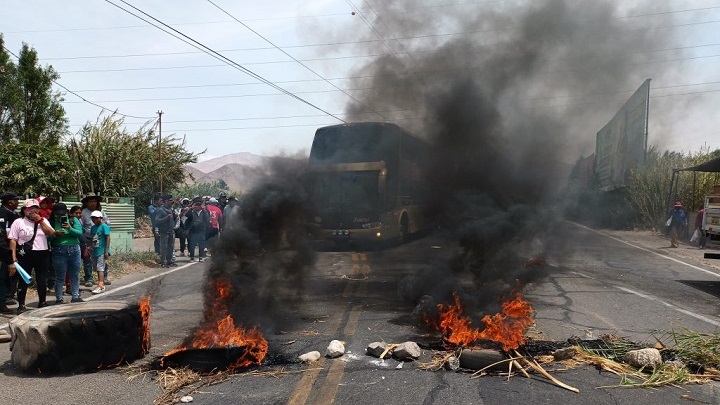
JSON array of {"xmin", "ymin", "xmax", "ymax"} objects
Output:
[
  {"xmin": 49, "ymin": 203, "xmax": 84, "ymax": 304},
  {"xmin": 206, "ymin": 197, "xmax": 223, "ymax": 243},
  {"xmin": 7, "ymin": 199, "xmax": 57, "ymax": 312},
  {"xmin": 89, "ymin": 210, "xmax": 111, "ymax": 294},
  {"xmin": 183, "ymin": 197, "xmax": 210, "ymax": 262},
  {"xmin": 0, "ymin": 192, "xmax": 20, "ymax": 311},
  {"xmin": 667, "ymin": 201, "xmax": 688, "ymax": 248}
]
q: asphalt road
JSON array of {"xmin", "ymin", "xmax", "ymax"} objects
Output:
[{"xmin": 1, "ymin": 223, "xmax": 720, "ymax": 405}]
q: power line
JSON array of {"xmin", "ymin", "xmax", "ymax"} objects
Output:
[
  {"xmin": 66, "ymin": 83, "xmax": 720, "ymax": 131},
  {"xmin": 54, "ymin": 42, "xmax": 720, "ymax": 75},
  {"xmin": 162, "ymin": 123, "xmax": 341, "ymax": 132},
  {"xmin": 10, "ymin": 2, "xmax": 719, "ymax": 36},
  {"xmin": 2, "ymin": 46, "xmax": 155, "ymax": 120},
  {"xmin": 3, "ymin": 13, "xmax": 351, "ymax": 34},
  {"xmin": 63, "ymin": 89, "xmax": 345, "ymax": 104},
  {"xmin": 206, "ymin": 0, "xmax": 387, "ymax": 120},
  {"xmin": 103, "ymin": 0, "xmax": 345, "ymax": 123},
  {"xmin": 65, "ymin": 83, "xmax": 720, "ymax": 130},
  {"xmin": 531, "ymin": 87, "xmax": 720, "ymax": 110}
]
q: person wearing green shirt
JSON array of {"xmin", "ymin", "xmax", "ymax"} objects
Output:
[{"xmin": 50, "ymin": 203, "xmax": 84, "ymax": 304}]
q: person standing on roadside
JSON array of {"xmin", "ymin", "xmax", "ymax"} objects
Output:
[
  {"xmin": 155, "ymin": 195, "xmax": 176, "ymax": 268},
  {"xmin": 49, "ymin": 203, "xmax": 84, "ymax": 304},
  {"xmin": 38, "ymin": 196, "xmax": 56, "ymax": 292},
  {"xmin": 667, "ymin": 201, "xmax": 688, "ymax": 248},
  {"xmin": 184, "ymin": 197, "xmax": 210, "ymax": 262},
  {"xmin": 176, "ymin": 198, "xmax": 190, "ymax": 257},
  {"xmin": 0, "ymin": 192, "xmax": 20, "ymax": 311},
  {"xmin": 223, "ymin": 196, "xmax": 240, "ymax": 231},
  {"xmin": 90, "ymin": 211, "xmax": 111, "ymax": 294},
  {"xmin": 81, "ymin": 194, "xmax": 110, "ymax": 287},
  {"xmin": 218, "ymin": 191, "xmax": 228, "ymax": 212},
  {"xmin": 205, "ymin": 197, "xmax": 223, "ymax": 249},
  {"xmin": 695, "ymin": 207, "xmax": 707, "ymax": 249},
  {"xmin": 8, "ymin": 199, "xmax": 56, "ymax": 312},
  {"xmin": 148, "ymin": 192, "xmax": 163, "ymax": 256}
]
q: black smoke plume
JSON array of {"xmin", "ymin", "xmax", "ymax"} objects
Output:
[
  {"xmin": 340, "ymin": 0, "xmax": 674, "ymax": 312},
  {"xmin": 202, "ymin": 155, "xmax": 316, "ymax": 335}
]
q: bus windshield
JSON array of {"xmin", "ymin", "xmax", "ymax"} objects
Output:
[{"xmin": 310, "ymin": 171, "xmax": 379, "ymax": 210}]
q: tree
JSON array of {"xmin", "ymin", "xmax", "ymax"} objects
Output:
[
  {"xmin": 0, "ymin": 143, "xmax": 74, "ymax": 196},
  {"xmin": 171, "ymin": 181, "xmax": 237, "ymax": 200},
  {"xmin": 0, "ymin": 35, "xmax": 67, "ymax": 145},
  {"xmin": 68, "ymin": 113, "xmax": 199, "ymax": 203}
]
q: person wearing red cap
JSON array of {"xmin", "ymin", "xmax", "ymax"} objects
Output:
[{"xmin": 667, "ymin": 201, "xmax": 688, "ymax": 248}]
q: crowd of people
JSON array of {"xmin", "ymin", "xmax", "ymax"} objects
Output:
[
  {"xmin": 148, "ymin": 192, "xmax": 239, "ymax": 267},
  {"xmin": 0, "ymin": 190, "xmax": 239, "ymax": 314},
  {"xmin": 0, "ymin": 192, "xmax": 112, "ymax": 314}
]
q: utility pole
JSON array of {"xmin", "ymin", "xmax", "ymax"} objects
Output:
[{"xmin": 157, "ymin": 110, "xmax": 163, "ymax": 192}]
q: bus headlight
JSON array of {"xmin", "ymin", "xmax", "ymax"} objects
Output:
[{"xmin": 362, "ymin": 222, "xmax": 382, "ymax": 229}]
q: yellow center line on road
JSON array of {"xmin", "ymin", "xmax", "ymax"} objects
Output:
[
  {"xmin": 288, "ymin": 253, "xmax": 370, "ymax": 405},
  {"xmin": 287, "ymin": 357, "xmax": 326, "ymax": 405},
  {"xmin": 315, "ymin": 304, "xmax": 363, "ymax": 405}
]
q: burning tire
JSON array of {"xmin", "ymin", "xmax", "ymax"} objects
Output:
[{"xmin": 9, "ymin": 301, "xmax": 150, "ymax": 374}]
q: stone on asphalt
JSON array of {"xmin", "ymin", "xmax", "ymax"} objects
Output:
[
  {"xmin": 180, "ymin": 395, "xmax": 193, "ymax": 403},
  {"xmin": 299, "ymin": 351, "xmax": 322, "ymax": 362},
  {"xmin": 624, "ymin": 348, "xmax": 662, "ymax": 369},
  {"xmin": 553, "ymin": 347, "xmax": 577, "ymax": 361},
  {"xmin": 326, "ymin": 340, "xmax": 345, "ymax": 358},
  {"xmin": 444, "ymin": 355, "xmax": 460, "ymax": 371},
  {"xmin": 366, "ymin": 342, "xmax": 390, "ymax": 359},
  {"xmin": 392, "ymin": 341, "xmax": 421, "ymax": 361},
  {"xmin": 0, "ymin": 330, "xmax": 10, "ymax": 344}
]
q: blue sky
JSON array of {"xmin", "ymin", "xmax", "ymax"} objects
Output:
[{"xmin": 2, "ymin": 0, "xmax": 719, "ymax": 161}]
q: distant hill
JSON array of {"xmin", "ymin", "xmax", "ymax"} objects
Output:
[
  {"xmin": 192, "ymin": 163, "xmax": 267, "ymax": 192},
  {"xmin": 189, "ymin": 152, "xmax": 269, "ymax": 174},
  {"xmin": 183, "ymin": 152, "xmax": 270, "ymax": 193}
]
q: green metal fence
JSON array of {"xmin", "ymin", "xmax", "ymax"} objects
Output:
[{"xmin": 20, "ymin": 196, "xmax": 136, "ymax": 253}]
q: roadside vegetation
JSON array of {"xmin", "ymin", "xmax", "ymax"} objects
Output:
[
  {"xmin": 566, "ymin": 146, "xmax": 720, "ymax": 230},
  {"xmin": 0, "ymin": 36, "xmax": 200, "ymax": 214}
]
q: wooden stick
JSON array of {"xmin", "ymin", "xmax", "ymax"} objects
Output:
[
  {"xmin": 513, "ymin": 350, "xmax": 579, "ymax": 393},
  {"xmin": 379, "ymin": 344, "xmax": 398, "ymax": 360},
  {"xmin": 512, "ymin": 359, "xmax": 531, "ymax": 378}
]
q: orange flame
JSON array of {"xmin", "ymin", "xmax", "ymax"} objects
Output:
[
  {"xmin": 138, "ymin": 296, "xmax": 152, "ymax": 355},
  {"xmin": 164, "ymin": 279, "xmax": 268, "ymax": 370},
  {"xmin": 478, "ymin": 291, "xmax": 534, "ymax": 351},
  {"xmin": 431, "ymin": 291, "xmax": 534, "ymax": 351}
]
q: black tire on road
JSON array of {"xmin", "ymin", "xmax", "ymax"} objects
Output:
[{"xmin": 9, "ymin": 301, "xmax": 148, "ymax": 374}]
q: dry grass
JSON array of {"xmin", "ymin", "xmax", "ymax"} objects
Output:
[{"xmin": 149, "ymin": 366, "xmax": 323, "ymax": 405}]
